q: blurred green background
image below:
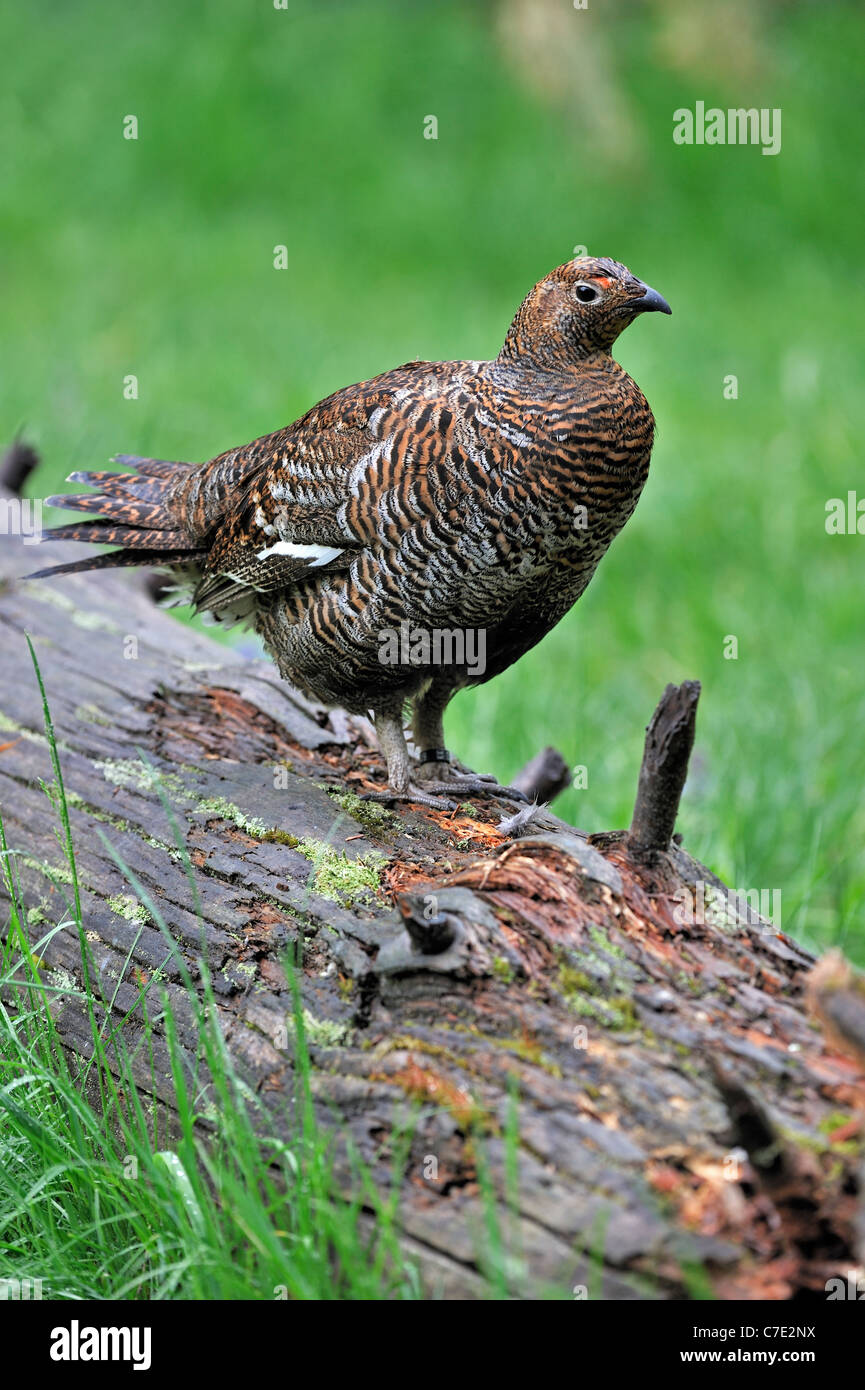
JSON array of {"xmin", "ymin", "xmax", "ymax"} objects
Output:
[{"xmin": 2, "ymin": 0, "xmax": 863, "ymax": 958}]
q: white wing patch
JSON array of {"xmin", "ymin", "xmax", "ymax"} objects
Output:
[{"xmin": 255, "ymin": 540, "xmax": 344, "ymax": 568}]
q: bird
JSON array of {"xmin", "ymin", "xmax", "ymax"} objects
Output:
[{"xmin": 28, "ymin": 256, "xmax": 671, "ymax": 809}]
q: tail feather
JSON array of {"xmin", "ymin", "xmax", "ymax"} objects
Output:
[
  {"xmin": 26, "ymin": 549, "xmax": 200, "ymax": 580},
  {"xmin": 111, "ymin": 454, "xmax": 191, "ymax": 479},
  {"xmin": 66, "ymin": 469, "xmax": 175, "ymax": 502},
  {"xmin": 45, "ymin": 493, "xmax": 174, "ymax": 527},
  {"xmin": 23, "ymin": 455, "xmax": 204, "ymax": 582},
  {"xmin": 39, "ymin": 522, "xmax": 191, "ymax": 549}
]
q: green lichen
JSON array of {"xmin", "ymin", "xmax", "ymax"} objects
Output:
[
  {"xmin": 29, "ymin": 581, "xmax": 120, "ymax": 633},
  {"xmin": 557, "ymin": 963, "xmax": 638, "ymax": 1031},
  {"xmin": 818, "ymin": 1111, "xmax": 852, "ymax": 1136},
  {"xmin": 780, "ymin": 1120, "xmax": 860, "ymax": 1159},
  {"xmin": 588, "ymin": 925, "xmax": 626, "ymax": 960},
  {"xmin": 327, "ymin": 788, "xmax": 398, "ymax": 837},
  {"xmin": 286, "ymin": 1008, "xmax": 350, "ymax": 1048},
  {"xmin": 565, "ymin": 992, "xmax": 637, "ymax": 1031},
  {"xmin": 196, "ymin": 796, "xmax": 267, "ymax": 838},
  {"xmin": 559, "ymin": 965, "xmax": 597, "ymax": 996},
  {"xmin": 96, "ymin": 758, "xmax": 268, "ymax": 837},
  {"xmin": 107, "ymin": 893, "xmax": 151, "ymax": 927},
  {"xmin": 0, "ymin": 710, "xmax": 49, "ymax": 748},
  {"xmin": 496, "ymin": 1033, "xmax": 562, "ymax": 1078},
  {"xmin": 813, "ymin": 1112, "xmax": 861, "ymax": 1155},
  {"xmin": 491, "ymin": 955, "xmax": 515, "ymax": 985},
  {"xmin": 260, "ymin": 829, "xmax": 300, "ymax": 848},
  {"xmin": 20, "ymin": 855, "xmax": 74, "ymax": 888},
  {"xmin": 62, "ymin": 790, "xmax": 179, "ymax": 857},
  {"xmin": 97, "ymin": 757, "xmax": 189, "ymax": 799},
  {"xmin": 45, "ymin": 965, "xmax": 77, "ymax": 995},
  {"xmin": 74, "ymin": 702, "xmax": 112, "ymax": 727},
  {"xmin": 674, "ymin": 968, "xmax": 705, "ymax": 998},
  {"xmin": 296, "ymin": 839, "xmax": 386, "ymax": 907}
]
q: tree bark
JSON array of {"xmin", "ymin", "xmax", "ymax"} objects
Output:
[
  {"xmin": 0, "ymin": 507, "xmax": 862, "ymax": 1300},
  {"xmin": 628, "ymin": 680, "xmax": 700, "ymax": 855}
]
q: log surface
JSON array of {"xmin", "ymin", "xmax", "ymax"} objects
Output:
[{"xmin": 0, "ymin": 526, "xmax": 862, "ymax": 1300}]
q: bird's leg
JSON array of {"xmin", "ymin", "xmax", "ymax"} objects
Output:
[
  {"xmin": 409, "ymin": 686, "xmax": 528, "ymax": 803},
  {"xmin": 363, "ymin": 709, "xmax": 460, "ymax": 811},
  {"xmin": 363, "ymin": 696, "xmax": 528, "ymax": 810}
]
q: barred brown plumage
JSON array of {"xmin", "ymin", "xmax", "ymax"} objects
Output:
[{"xmin": 29, "ymin": 256, "xmax": 671, "ymax": 808}]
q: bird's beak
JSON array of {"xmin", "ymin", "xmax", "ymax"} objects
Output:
[{"xmin": 632, "ymin": 283, "xmax": 672, "ymax": 315}]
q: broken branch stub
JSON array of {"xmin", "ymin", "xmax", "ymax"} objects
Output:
[
  {"xmin": 511, "ymin": 745, "xmax": 572, "ymax": 805},
  {"xmin": 0, "ymin": 438, "xmax": 40, "ymax": 498},
  {"xmin": 628, "ymin": 680, "xmax": 701, "ymax": 855}
]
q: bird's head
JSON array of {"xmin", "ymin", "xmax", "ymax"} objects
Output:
[{"xmin": 498, "ymin": 256, "xmax": 671, "ymax": 368}]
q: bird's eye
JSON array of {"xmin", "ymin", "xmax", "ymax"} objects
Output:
[{"xmin": 575, "ymin": 283, "xmax": 600, "ymax": 304}]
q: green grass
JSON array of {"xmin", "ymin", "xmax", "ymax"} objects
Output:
[
  {"xmin": 2, "ymin": 0, "xmax": 863, "ymax": 963},
  {"xmin": 0, "ymin": 654, "xmax": 425, "ymax": 1300},
  {"xmin": 0, "ymin": 939, "xmax": 419, "ymax": 1300}
]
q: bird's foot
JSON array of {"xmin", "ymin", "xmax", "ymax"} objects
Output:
[
  {"xmin": 413, "ymin": 752, "xmax": 528, "ymax": 803},
  {"xmin": 360, "ymin": 748, "xmax": 528, "ymax": 813},
  {"xmin": 362, "ymin": 783, "xmax": 460, "ymax": 812},
  {"xmin": 421, "ymin": 773, "xmax": 529, "ymax": 803}
]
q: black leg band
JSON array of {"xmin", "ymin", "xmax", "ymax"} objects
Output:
[{"xmin": 418, "ymin": 748, "xmax": 451, "ymax": 764}]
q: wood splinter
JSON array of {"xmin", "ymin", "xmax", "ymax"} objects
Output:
[{"xmin": 628, "ymin": 679, "xmax": 701, "ymax": 855}]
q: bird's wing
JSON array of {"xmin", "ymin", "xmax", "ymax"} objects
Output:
[{"xmin": 193, "ymin": 359, "xmax": 478, "ymax": 612}]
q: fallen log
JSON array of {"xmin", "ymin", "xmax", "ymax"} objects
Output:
[{"xmin": 0, "ymin": 470, "xmax": 862, "ymax": 1300}]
